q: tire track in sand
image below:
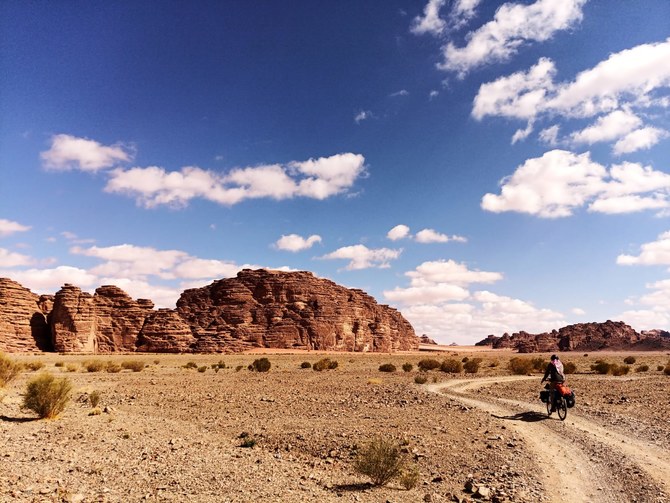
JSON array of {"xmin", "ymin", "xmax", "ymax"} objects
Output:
[{"xmin": 427, "ymin": 376, "xmax": 669, "ymax": 503}]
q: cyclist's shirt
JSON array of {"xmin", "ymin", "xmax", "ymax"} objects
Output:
[{"xmin": 543, "ymin": 360, "xmax": 565, "ymax": 383}]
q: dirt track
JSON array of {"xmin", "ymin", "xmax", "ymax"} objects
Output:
[{"xmin": 430, "ymin": 376, "xmax": 670, "ymax": 503}]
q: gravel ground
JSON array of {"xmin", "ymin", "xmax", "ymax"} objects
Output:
[{"xmin": 1, "ymin": 350, "xmax": 668, "ymax": 503}]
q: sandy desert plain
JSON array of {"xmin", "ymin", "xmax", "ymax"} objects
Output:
[{"xmin": 1, "ymin": 348, "xmax": 669, "ymax": 503}]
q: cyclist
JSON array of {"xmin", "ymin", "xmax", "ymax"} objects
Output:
[{"xmin": 540, "ymin": 354, "xmax": 565, "ymax": 413}]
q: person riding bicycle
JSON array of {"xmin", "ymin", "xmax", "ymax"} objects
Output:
[{"xmin": 540, "ymin": 354, "xmax": 565, "ymax": 413}]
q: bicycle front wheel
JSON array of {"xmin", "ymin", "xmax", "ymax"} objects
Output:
[{"xmin": 557, "ymin": 397, "xmax": 568, "ymax": 420}]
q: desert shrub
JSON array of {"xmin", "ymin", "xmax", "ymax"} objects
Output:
[
  {"xmin": 0, "ymin": 352, "xmax": 22, "ymax": 387},
  {"xmin": 106, "ymin": 362, "xmax": 122, "ymax": 373},
  {"xmin": 508, "ymin": 357, "xmax": 533, "ymax": 375},
  {"xmin": 379, "ymin": 363, "xmax": 396, "ymax": 373},
  {"xmin": 22, "ymin": 372, "xmax": 72, "ymax": 419},
  {"xmin": 462, "ymin": 357, "xmax": 469, "ymax": 363},
  {"xmin": 89, "ymin": 390, "xmax": 101, "ymax": 408},
  {"xmin": 184, "ymin": 361, "xmax": 198, "ymax": 369},
  {"xmin": 658, "ymin": 365, "xmax": 665, "ymax": 371},
  {"xmin": 313, "ymin": 358, "xmax": 338, "ymax": 371},
  {"xmin": 300, "ymin": 361, "xmax": 312, "ymax": 369},
  {"xmin": 611, "ymin": 364, "xmax": 630, "ymax": 376},
  {"xmin": 664, "ymin": 363, "xmax": 670, "ymax": 376},
  {"xmin": 531, "ymin": 357, "xmax": 545, "ymax": 372},
  {"xmin": 239, "ymin": 432, "xmax": 256, "ymax": 448},
  {"xmin": 367, "ymin": 378, "xmax": 382, "ymax": 385},
  {"xmin": 636, "ymin": 364, "xmax": 649, "ymax": 373},
  {"xmin": 440, "ymin": 359, "xmax": 462, "ymax": 374},
  {"xmin": 354, "ymin": 437, "xmax": 405, "ymax": 487},
  {"xmin": 563, "ymin": 362, "xmax": 577, "ymax": 374},
  {"xmin": 591, "ymin": 361, "xmax": 611, "ymax": 374},
  {"xmin": 399, "ymin": 466, "xmax": 421, "ymax": 490},
  {"xmin": 121, "ymin": 360, "xmax": 145, "ymax": 372},
  {"xmin": 417, "ymin": 359, "xmax": 441, "ymax": 372},
  {"xmin": 153, "ymin": 359, "xmax": 160, "ymax": 365},
  {"xmin": 198, "ymin": 366, "xmax": 207, "ymax": 373},
  {"xmin": 414, "ymin": 374, "xmax": 428, "ymax": 384},
  {"xmin": 25, "ymin": 361, "xmax": 45, "ymax": 372},
  {"xmin": 402, "ymin": 363, "xmax": 413, "ymax": 372},
  {"xmin": 65, "ymin": 363, "xmax": 78, "ymax": 373},
  {"xmin": 489, "ymin": 360, "xmax": 499, "ymax": 368},
  {"xmin": 217, "ymin": 360, "xmax": 226, "ymax": 369},
  {"xmin": 85, "ymin": 360, "xmax": 105, "ymax": 373},
  {"xmin": 235, "ymin": 365, "xmax": 243, "ymax": 372},
  {"xmin": 464, "ymin": 359, "xmax": 480, "ymax": 374},
  {"xmin": 54, "ymin": 361, "xmax": 64, "ymax": 368},
  {"xmin": 250, "ymin": 358, "xmax": 271, "ymax": 372},
  {"xmin": 623, "ymin": 356, "xmax": 636, "ymax": 365}
]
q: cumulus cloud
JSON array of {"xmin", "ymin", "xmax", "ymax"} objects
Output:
[
  {"xmin": 0, "ymin": 248, "xmax": 35, "ymax": 267},
  {"xmin": 0, "ymin": 219, "xmax": 31, "ymax": 237},
  {"xmin": 274, "ymin": 234, "xmax": 322, "ymax": 252},
  {"xmin": 571, "ymin": 307, "xmax": 586, "ymax": 315},
  {"xmin": 617, "ymin": 231, "xmax": 670, "ymax": 266},
  {"xmin": 320, "ymin": 244, "xmax": 401, "ymax": 270},
  {"xmin": 0, "ymin": 266, "xmax": 99, "ymax": 292},
  {"xmin": 387, "ymin": 224, "xmax": 411, "ymax": 241},
  {"xmin": 439, "ymin": 0, "xmax": 586, "ymax": 76},
  {"xmin": 410, "ymin": 0, "xmax": 447, "ymax": 36},
  {"xmin": 384, "ymin": 260, "xmax": 563, "ymax": 343},
  {"xmin": 473, "ymin": 38, "xmax": 670, "ymax": 146},
  {"xmin": 105, "ymin": 153, "xmax": 366, "ymax": 208},
  {"xmin": 354, "ymin": 110, "xmax": 372, "ymax": 123},
  {"xmin": 482, "ymin": 150, "xmax": 670, "ymax": 217},
  {"xmin": 41, "ymin": 134, "xmax": 131, "ymax": 172}
]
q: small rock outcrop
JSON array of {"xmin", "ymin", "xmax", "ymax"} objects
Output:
[
  {"xmin": 177, "ymin": 269, "xmax": 418, "ymax": 352},
  {"xmin": 0, "ymin": 278, "xmax": 51, "ymax": 352},
  {"xmin": 136, "ymin": 309, "xmax": 195, "ymax": 353},
  {"xmin": 476, "ymin": 321, "xmax": 670, "ymax": 352}
]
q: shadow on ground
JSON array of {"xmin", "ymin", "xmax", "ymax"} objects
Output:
[
  {"xmin": 331, "ymin": 482, "xmax": 373, "ymax": 492},
  {"xmin": 0, "ymin": 415, "xmax": 39, "ymax": 423},
  {"xmin": 493, "ymin": 411, "xmax": 550, "ymax": 422}
]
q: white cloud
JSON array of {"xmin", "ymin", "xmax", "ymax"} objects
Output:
[
  {"xmin": 404, "ymin": 259, "xmax": 502, "ymax": 288},
  {"xmin": 617, "ymin": 231, "xmax": 670, "ymax": 266},
  {"xmin": 41, "ymin": 134, "xmax": 131, "ymax": 172},
  {"xmin": 171, "ymin": 258, "xmax": 255, "ymax": 280},
  {"xmin": 0, "ymin": 266, "xmax": 99, "ymax": 292},
  {"xmin": 385, "ymin": 283, "xmax": 470, "ymax": 304},
  {"xmin": 415, "ymin": 229, "xmax": 448, "ymax": 243},
  {"xmin": 483, "ymin": 150, "xmax": 670, "ymax": 218},
  {"xmin": 482, "ymin": 150, "xmax": 607, "ymax": 218},
  {"xmin": 571, "ymin": 307, "xmax": 586, "ymax": 315},
  {"xmin": 0, "ymin": 248, "xmax": 35, "ymax": 267},
  {"xmin": 429, "ymin": 90, "xmax": 439, "ymax": 100},
  {"xmin": 354, "ymin": 110, "xmax": 372, "ymax": 123},
  {"xmin": 97, "ymin": 277, "xmax": 182, "ymax": 308},
  {"xmin": 539, "ymin": 125, "xmax": 560, "ymax": 146},
  {"xmin": 320, "ymin": 244, "xmax": 402, "ymax": 270},
  {"xmin": 387, "ymin": 224, "xmax": 411, "ymax": 241},
  {"xmin": 274, "ymin": 234, "xmax": 322, "ymax": 252},
  {"xmin": 570, "ymin": 109, "xmax": 642, "ymax": 145},
  {"xmin": 451, "ymin": 0, "xmax": 481, "ymax": 26},
  {"xmin": 105, "ymin": 153, "xmax": 366, "ymax": 208},
  {"xmin": 440, "ymin": 0, "xmax": 586, "ymax": 76},
  {"xmin": 72, "ymin": 244, "xmax": 188, "ymax": 279},
  {"xmin": 410, "ymin": 0, "xmax": 447, "ymax": 36},
  {"xmin": 390, "ymin": 89, "xmax": 409, "ymax": 97},
  {"xmin": 0, "ymin": 219, "xmax": 31, "ymax": 237},
  {"xmin": 511, "ymin": 121, "xmax": 534, "ymax": 144},
  {"xmin": 613, "ymin": 127, "xmax": 669, "ymax": 155}
]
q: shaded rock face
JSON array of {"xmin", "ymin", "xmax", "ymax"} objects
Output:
[
  {"xmin": 477, "ymin": 321, "xmax": 670, "ymax": 352},
  {"xmin": 136, "ymin": 309, "xmax": 195, "ymax": 353},
  {"xmin": 177, "ymin": 269, "xmax": 418, "ymax": 353},
  {"xmin": 50, "ymin": 284, "xmax": 154, "ymax": 353},
  {"xmin": 0, "ymin": 278, "xmax": 52, "ymax": 352}
]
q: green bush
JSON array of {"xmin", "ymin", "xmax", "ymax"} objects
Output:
[
  {"xmin": 402, "ymin": 363, "xmax": 413, "ymax": 372},
  {"xmin": 0, "ymin": 352, "xmax": 22, "ymax": 388},
  {"xmin": 184, "ymin": 361, "xmax": 198, "ymax": 369},
  {"xmin": 657, "ymin": 365, "xmax": 665, "ymax": 371},
  {"xmin": 623, "ymin": 356, "xmax": 636, "ymax": 365},
  {"xmin": 313, "ymin": 358, "xmax": 338, "ymax": 371},
  {"xmin": 417, "ymin": 359, "xmax": 441, "ymax": 372},
  {"xmin": 22, "ymin": 372, "xmax": 72, "ymax": 419},
  {"xmin": 85, "ymin": 360, "xmax": 105, "ymax": 373},
  {"xmin": 563, "ymin": 362, "xmax": 577, "ymax": 374},
  {"xmin": 440, "ymin": 359, "xmax": 462, "ymax": 374},
  {"xmin": 300, "ymin": 361, "xmax": 312, "ymax": 369},
  {"xmin": 508, "ymin": 357, "xmax": 533, "ymax": 375},
  {"xmin": 635, "ymin": 364, "xmax": 649, "ymax": 372},
  {"xmin": 89, "ymin": 390, "xmax": 101, "ymax": 408},
  {"xmin": 379, "ymin": 363, "xmax": 396, "ymax": 373},
  {"xmin": 611, "ymin": 364, "xmax": 630, "ymax": 376},
  {"xmin": 198, "ymin": 365, "xmax": 207, "ymax": 373},
  {"xmin": 399, "ymin": 466, "xmax": 420, "ymax": 490},
  {"xmin": 54, "ymin": 361, "xmax": 64, "ymax": 368},
  {"xmin": 250, "ymin": 358, "xmax": 271, "ymax": 372},
  {"xmin": 106, "ymin": 362, "xmax": 122, "ymax": 373},
  {"xmin": 664, "ymin": 363, "xmax": 670, "ymax": 376},
  {"xmin": 235, "ymin": 365, "xmax": 244, "ymax": 372},
  {"xmin": 464, "ymin": 359, "xmax": 480, "ymax": 374},
  {"xmin": 354, "ymin": 437, "xmax": 405, "ymax": 486},
  {"xmin": 121, "ymin": 360, "xmax": 145, "ymax": 372},
  {"xmin": 414, "ymin": 374, "xmax": 428, "ymax": 384},
  {"xmin": 531, "ymin": 357, "xmax": 545, "ymax": 372},
  {"xmin": 591, "ymin": 361, "xmax": 611, "ymax": 374}
]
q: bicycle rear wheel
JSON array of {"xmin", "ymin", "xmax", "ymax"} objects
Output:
[
  {"xmin": 546, "ymin": 396, "xmax": 553, "ymax": 416},
  {"xmin": 557, "ymin": 397, "xmax": 568, "ymax": 420}
]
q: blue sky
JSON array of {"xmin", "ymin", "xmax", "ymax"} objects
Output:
[{"xmin": 1, "ymin": 0, "xmax": 670, "ymax": 344}]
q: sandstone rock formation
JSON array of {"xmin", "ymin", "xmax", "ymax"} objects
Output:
[
  {"xmin": 0, "ymin": 278, "xmax": 51, "ymax": 352},
  {"xmin": 476, "ymin": 321, "xmax": 670, "ymax": 352},
  {"xmin": 50, "ymin": 284, "xmax": 154, "ymax": 353},
  {"xmin": 177, "ymin": 269, "xmax": 418, "ymax": 352},
  {"xmin": 135, "ymin": 309, "xmax": 195, "ymax": 353}
]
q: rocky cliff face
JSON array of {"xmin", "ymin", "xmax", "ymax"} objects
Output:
[
  {"xmin": 177, "ymin": 269, "xmax": 418, "ymax": 352},
  {"xmin": 0, "ymin": 269, "xmax": 418, "ymax": 353},
  {"xmin": 476, "ymin": 321, "xmax": 670, "ymax": 352},
  {"xmin": 0, "ymin": 278, "xmax": 51, "ymax": 352}
]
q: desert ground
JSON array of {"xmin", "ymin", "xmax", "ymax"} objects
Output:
[{"xmin": 1, "ymin": 349, "xmax": 669, "ymax": 503}]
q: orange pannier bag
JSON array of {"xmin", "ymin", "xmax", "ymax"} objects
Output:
[{"xmin": 555, "ymin": 383, "xmax": 572, "ymax": 397}]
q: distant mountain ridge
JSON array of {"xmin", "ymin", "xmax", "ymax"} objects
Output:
[
  {"xmin": 0, "ymin": 269, "xmax": 418, "ymax": 353},
  {"xmin": 475, "ymin": 320, "xmax": 670, "ymax": 352}
]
